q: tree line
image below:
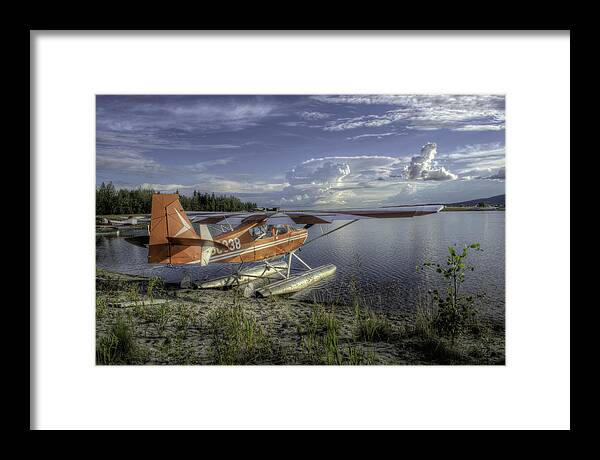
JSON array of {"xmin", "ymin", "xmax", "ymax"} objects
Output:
[{"xmin": 96, "ymin": 182, "xmax": 258, "ymax": 215}]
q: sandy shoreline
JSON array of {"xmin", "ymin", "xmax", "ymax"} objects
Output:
[{"xmin": 96, "ymin": 268, "xmax": 505, "ymax": 365}]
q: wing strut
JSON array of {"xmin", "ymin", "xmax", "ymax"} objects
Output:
[{"xmin": 301, "ymin": 219, "xmax": 359, "ymax": 247}]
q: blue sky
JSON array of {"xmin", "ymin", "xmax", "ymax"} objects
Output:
[{"xmin": 96, "ymin": 95, "xmax": 505, "ymax": 207}]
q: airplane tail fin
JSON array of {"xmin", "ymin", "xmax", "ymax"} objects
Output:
[{"xmin": 148, "ymin": 193, "xmax": 214, "ymax": 265}]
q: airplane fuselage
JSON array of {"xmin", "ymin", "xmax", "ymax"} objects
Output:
[{"xmin": 210, "ymin": 223, "xmax": 308, "ymax": 264}]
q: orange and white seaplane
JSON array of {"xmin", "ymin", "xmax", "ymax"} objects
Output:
[{"xmin": 126, "ymin": 193, "xmax": 443, "ymax": 296}]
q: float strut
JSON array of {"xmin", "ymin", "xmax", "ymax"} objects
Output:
[{"xmin": 285, "ymin": 250, "xmax": 312, "ymax": 279}]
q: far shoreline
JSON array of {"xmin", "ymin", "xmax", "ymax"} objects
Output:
[{"xmin": 442, "ymin": 207, "xmax": 505, "ymax": 212}]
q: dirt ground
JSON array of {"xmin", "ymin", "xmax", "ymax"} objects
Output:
[{"xmin": 96, "ymin": 268, "xmax": 505, "ymax": 365}]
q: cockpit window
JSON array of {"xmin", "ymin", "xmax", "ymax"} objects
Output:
[
  {"xmin": 251, "ymin": 224, "xmax": 289, "ymax": 239},
  {"xmin": 250, "ymin": 225, "xmax": 268, "ymax": 240},
  {"xmin": 267, "ymin": 224, "xmax": 288, "ymax": 236}
]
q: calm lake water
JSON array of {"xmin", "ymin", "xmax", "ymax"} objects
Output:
[{"xmin": 96, "ymin": 211, "xmax": 505, "ymax": 323}]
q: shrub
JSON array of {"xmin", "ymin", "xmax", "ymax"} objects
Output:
[{"xmin": 419, "ymin": 243, "xmax": 483, "ymax": 343}]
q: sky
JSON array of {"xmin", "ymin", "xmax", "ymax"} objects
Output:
[{"xmin": 96, "ymin": 95, "xmax": 505, "ymax": 207}]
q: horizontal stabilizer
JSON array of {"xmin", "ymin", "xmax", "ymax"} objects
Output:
[{"xmin": 124, "ymin": 235, "xmax": 150, "ymax": 248}]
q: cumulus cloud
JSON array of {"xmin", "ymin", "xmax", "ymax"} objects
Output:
[
  {"xmin": 274, "ymin": 142, "xmax": 465, "ymax": 206},
  {"xmin": 405, "ymin": 143, "xmax": 457, "ymax": 181},
  {"xmin": 276, "ymin": 143, "xmax": 464, "ymax": 206},
  {"xmin": 279, "ymin": 155, "xmax": 405, "ymax": 206},
  {"xmin": 281, "ymin": 160, "xmax": 353, "ymax": 205},
  {"xmin": 286, "ymin": 161, "xmax": 351, "ymax": 186}
]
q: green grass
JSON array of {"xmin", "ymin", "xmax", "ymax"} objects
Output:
[
  {"xmin": 125, "ymin": 283, "xmax": 141, "ymax": 302},
  {"xmin": 297, "ymin": 304, "xmax": 345, "ymax": 364},
  {"xmin": 147, "ymin": 303, "xmax": 173, "ymax": 336},
  {"xmin": 324, "ymin": 315, "xmax": 341, "ymax": 364},
  {"xmin": 96, "ymin": 296, "xmax": 108, "ymax": 320},
  {"xmin": 355, "ymin": 306, "xmax": 395, "ymax": 342},
  {"xmin": 173, "ymin": 304, "xmax": 198, "ymax": 336},
  {"xmin": 297, "ymin": 303, "xmax": 331, "ymax": 337},
  {"xmin": 207, "ymin": 301, "xmax": 283, "ymax": 364},
  {"xmin": 96, "ymin": 314, "xmax": 143, "ymax": 365},
  {"xmin": 296, "ymin": 303, "xmax": 379, "ymax": 365},
  {"xmin": 344, "ymin": 346, "xmax": 377, "ymax": 365},
  {"xmin": 146, "ymin": 276, "xmax": 164, "ymax": 299},
  {"xmin": 414, "ymin": 305, "xmax": 437, "ymax": 339}
]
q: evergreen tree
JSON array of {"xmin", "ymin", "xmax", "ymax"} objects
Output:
[{"xmin": 96, "ymin": 185, "xmax": 257, "ymax": 215}]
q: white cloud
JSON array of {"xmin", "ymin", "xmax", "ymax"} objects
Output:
[
  {"xmin": 96, "ymin": 149, "xmax": 166, "ymax": 175},
  {"xmin": 97, "ymin": 99, "xmax": 277, "ymax": 145},
  {"xmin": 445, "ymin": 143, "xmax": 506, "ymax": 179},
  {"xmin": 314, "ymin": 95, "xmax": 505, "ymax": 132},
  {"xmin": 324, "ymin": 116, "xmax": 397, "ymax": 131},
  {"xmin": 190, "ymin": 157, "xmax": 235, "ymax": 172},
  {"xmin": 454, "ymin": 124, "xmax": 506, "ymax": 131},
  {"xmin": 405, "ymin": 143, "xmax": 457, "ymax": 181},
  {"xmin": 103, "ymin": 139, "xmax": 503, "ymax": 209},
  {"xmin": 476, "ymin": 167, "xmax": 505, "ymax": 180},
  {"xmin": 138, "ymin": 183, "xmax": 189, "ymax": 192},
  {"xmin": 276, "ymin": 144, "xmax": 464, "ymax": 206},
  {"xmin": 346, "ymin": 132, "xmax": 402, "ymax": 141},
  {"xmin": 299, "ymin": 111, "xmax": 331, "ymax": 120},
  {"xmin": 286, "ymin": 161, "xmax": 351, "ymax": 186},
  {"xmin": 280, "ymin": 155, "xmax": 403, "ymax": 206},
  {"xmin": 274, "ymin": 142, "xmax": 469, "ymax": 206},
  {"xmin": 490, "ymin": 167, "xmax": 506, "ymax": 179}
]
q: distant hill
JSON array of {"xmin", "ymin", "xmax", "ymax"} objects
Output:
[{"xmin": 447, "ymin": 194, "xmax": 505, "ymax": 207}]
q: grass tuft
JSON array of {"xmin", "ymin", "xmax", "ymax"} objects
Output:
[
  {"xmin": 146, "ymin": 276, "xmax": 164, "ymax": 299},
  {"xmin": 96, "ymin": 296, "xmax": 108, "ymax": 320},
  {"xmin": 207, "ymin": 303, "xmax": 282, "ymax": 364},
  {"xmin": 96, "ymin": 314, "xmax": 141, "ymax": 364},
  {"xmin": 355, "ymin": 307, "xmax": 394, "ymax": 342},
  {"xmin": 414, "ymin": 304, "xmax": 437, "ymax": 339}
]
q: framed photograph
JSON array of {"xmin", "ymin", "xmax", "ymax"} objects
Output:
[{"xmin": 32, "ymin": 30, "xmax": 570, "ymax": 430}]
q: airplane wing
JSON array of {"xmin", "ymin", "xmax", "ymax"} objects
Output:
[
  {"xmin": 188, "ymin": 212, "xmax": 263, "ymax": 224},
  {"xmin": 283, "ymin": 205, "xmax": 444, "ymax": 224},
  {"xmin": 188, "ymin": 205, "xmax": 443, "ymax": 225}
]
